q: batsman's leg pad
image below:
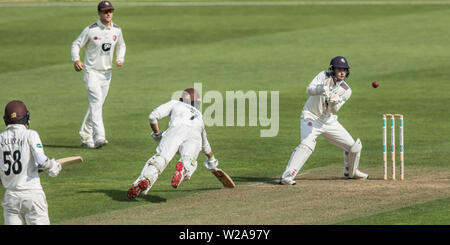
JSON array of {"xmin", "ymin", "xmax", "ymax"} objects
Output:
[
  {"xmin": 343, "ymin": 151, "xmax": 350, "ymax": 177},
  {"xmin": 144, "ymin": 154, "xmax": 168, "ymax": 174},
  {"xmin": 347, "ymin": 138, "xmax": 362, "ymax": 178},
  {"xmin": 281, "ymin": 144, "xmax": 313, "ymax": 182},
  {"xmin": 136, "ymin": 154, "xmax": 168, "ymax": 191}
]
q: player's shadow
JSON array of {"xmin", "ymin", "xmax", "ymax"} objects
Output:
[
  {"xmin": 232, "ymin": 176, "xmax": 280, "ymax": 185},
  {"xmin": 151, "ymin": 187, "xmax": 223, "ymax": 193},
  {"xmin": 44, "ymin": 144, "xmax": 83, "ymax": 149},
  {"xmin": 79, "ymin": 189, "xmax": 167, "ymax": 203}
]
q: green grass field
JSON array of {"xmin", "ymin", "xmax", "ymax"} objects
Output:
[{"xmin": 0, "ymin": 0, "xmax": 449, "ymax": 226}]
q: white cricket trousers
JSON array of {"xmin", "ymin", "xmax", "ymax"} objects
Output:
[
  {"xmin": 157, "ymin": 125, "xmax": 202, "ymax": 176},
  {"xmin": 300, "ymin": 118, "xmax": 355, "ymax": 152},
  {"xmin": 79, "ymin": 68, "xmax": 112, "ymax": 143},
  {"xmin": 136, "ymin": 126, "xmax": 202, "ymax": 189},
  {"xmin": 282, "ymin": 117, "xmax": 356, "ymax": 179},
  {"xmin": 2, "ymin": 189, "xmax": 50, "ymax": 225}
]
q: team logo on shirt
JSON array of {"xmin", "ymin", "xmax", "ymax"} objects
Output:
[{"xmin": 102, "ymin": 43, "xmax": 112, "ymax": 51}]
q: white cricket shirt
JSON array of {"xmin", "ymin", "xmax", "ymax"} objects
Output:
[
  {"xmin": 302, "ymin": 71, "xmax": 352, "ymax": 123},
  {"xmin": 149, "ymin": 100, "xmax": 212, "ymax": 154},
  {"xmin": 71, "ymin": 20, "xmax": 126, "ymax": 71}
]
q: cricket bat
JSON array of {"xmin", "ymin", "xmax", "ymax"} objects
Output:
[
  {"xmin": 57, "ymin": 156, "xmax": 83, "ymax": 166},
  {"xmin": 38, "ymin": 156, "xmax": 83, "ymax": 173},
  {"xmin": 211, "ymin": 168, "xmax": 235, "ymax": 188}
]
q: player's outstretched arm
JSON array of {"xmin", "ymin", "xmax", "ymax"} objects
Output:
[{"xmin": 150, "ymin": 122, "xmax": 163, "ymax": 142}]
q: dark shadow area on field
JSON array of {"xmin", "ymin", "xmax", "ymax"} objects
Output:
[
  {"xmin": 78, "ymin": 189, "xmax": 167, "ymax": 203},
  {"xmin": 296, "ymin": 176, "xmax": 347, "ymax": 181},
  {"xmin": 232, "ymin": 176, "xmax": 281, "ymax": 185},
  {"xmin": 45, "ymin": 144, "xmax": 82, "ymax": 149},
  {"xmin": 149, "ymin": 187, "xmax": 223, "ymax": 193}
]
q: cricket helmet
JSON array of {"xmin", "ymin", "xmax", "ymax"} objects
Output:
[
  {"xmin": 328, "ymin": 56, "xmax": 350, "ymax": 78},
  {"xmin": 3, "ymin": 100, "xmax": 30, "ymax": 126},
  {"xmin": 180, "ymin": 88, "xmax": 201, "ymax": 110}
]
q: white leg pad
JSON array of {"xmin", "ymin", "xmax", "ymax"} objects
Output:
[
  {"xmin": 281, "ymin": 144, "xmax": 313, "ymax": 182},
  {"xmin": 144, "ymin": 154, "xmax": 167, "ymax": 174},
  {"xmin": 347, "ymin": 138, "xmax": 362, "ymax": 178},
  {"xmin": 343, "ymin": 151, "xmax": 350, "ymax": 177},
  {"xmin": 134, "ymin": 154, "xmax": 168, "ymax": 194}
]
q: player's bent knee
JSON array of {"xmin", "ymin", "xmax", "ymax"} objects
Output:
[{"xmin": 350, "ymin": 138, "xmax": 362, "ymax": 153}]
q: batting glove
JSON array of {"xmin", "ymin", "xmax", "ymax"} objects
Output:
[
  {"xmin": 203, "ymin": 157, "xmax": 219, "ymax": 171},
  {"xmin": 47, "ymin": 159, "xmax": 62, "ymax": 177},
  {"xmin": 329, "ymin": 93, "xmax": 342, "ymax": 105},
  {"xmin": 151, "ymin": 130, "xmax": 164, "ymax": 143}
]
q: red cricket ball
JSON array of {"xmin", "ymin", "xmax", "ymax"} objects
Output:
[{"xmin": 372, "ymin": 81, "xmax": 379, "ymax": 88}]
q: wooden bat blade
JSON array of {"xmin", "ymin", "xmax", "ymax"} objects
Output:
[
  {"xmin": 212, "ymin": 168, "xmax": 235, "ymax": 188},
  {"xmin": 56, "ymin": 156, "xmax": 83, "ymax": 167}
]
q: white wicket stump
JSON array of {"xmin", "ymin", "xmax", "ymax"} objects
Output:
[{"xmin": 383, "ymin": 114, "xmax": 404, "ymax": 180}]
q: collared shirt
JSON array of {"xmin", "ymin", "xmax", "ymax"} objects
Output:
[
  {"xmin": 302, "ymin": 71, "xmax": 352, "ymax": 123},
  {"xmin": 149, "ymin": 100, "xmax": 212, "ymax": 154},
  {"xmin": 0, "ymin": 125, "xmax": 46, "ymax": 191},
  {"xmin": 71, "ymin": 20, "xmax": 126, "ymax": 71}
]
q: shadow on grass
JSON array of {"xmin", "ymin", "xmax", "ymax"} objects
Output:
[
  {"xmin": 149, "ymin": 187, "xmax": 223, "ymax": 193},
  {"xmin": 232, "ymin": 176, "xmax": 281, "ymax": 185},
  {"xmin": 45, "ymin": 144, "xmax": 83, "ymax": 149},
  {"xmin": 231, "ymin": 175, "xmax": 351, "ymax": 185},
  {"xmin": 79, "ymin": 189, "xmax": 167, "ymax": 203}
]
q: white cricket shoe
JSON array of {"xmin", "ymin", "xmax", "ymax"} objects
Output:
[
  {"xmin": 81, "ymin": 142, "xmax": 95, "ymax": 148},
  {"xmin": 280, "ymin": 178, "xmax": 296, "ymax": 185},
  {"xmin": 94, "ymin": 139, "xmax": 109, "ymax": 149},
  {"xmin": 344, "ymin": 168, "xmax": 369, "ymax": 180},
  {"xmin": 353, "ymin": 169, "xmax": 369, "ymax": 179}
]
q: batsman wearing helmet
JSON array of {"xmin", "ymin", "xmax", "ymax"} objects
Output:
[
  {"xmin": 280, "ymin": 56, "xmax": 368, "ymax": 185},
  {"xmin": 0, "ymin": 101, "xmax": 62, "ymax": 225},
  {"xmin": 71, "ymin": 1, "xmax": 126, "ymax": 149},
  {"xmin": 127, "ymin": 88, "xmax": 220, "ymax": 199}
]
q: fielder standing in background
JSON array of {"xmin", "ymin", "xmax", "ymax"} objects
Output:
[
  {"xmin": 71, "ymin": 1, "xmax": 126, "ymax": 148},
  {"xmin": 280, "ymin": 56, "xmax": 368, "ymax": 185},
  {"xmin": 0, "ymin": 101, "xmax": 61, "ymax": 225},
  {"xmin": 127, "ymin": 88, "xmax": 220, "ymax": 199}
]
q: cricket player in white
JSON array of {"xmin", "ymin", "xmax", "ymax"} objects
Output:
[
  {"xmin": 71, "ymin": 1, "xmax": 126, "ymax": 148},
  {"xmin": 0, "ymin": 101, "xmax": 61, "ymax": 225},
  {"xmin": 127, "ymin": 88, "xmax": 220, "ymax": 199},
  {"xmin": 280, "ymin": 56, "xmax": 368, "ymax": 185}
]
